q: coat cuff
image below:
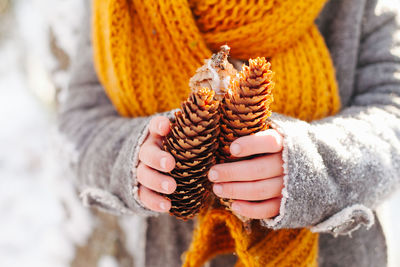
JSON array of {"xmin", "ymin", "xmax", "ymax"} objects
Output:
[
  {"xmin": 260, "ymin": 113, "xmax": 375, "ymax": 236},
  {"xmin": 310, "ymin": 204, "xmax": 374, "ymax": 236},
  {"xmin": 80, "ymin": 110, "xmax": 178, "ymax": 216}
]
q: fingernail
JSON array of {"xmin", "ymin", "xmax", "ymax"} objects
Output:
[
  {"xmin": 231, "ymin": 143, "xmax": 241, "ymax": 155},
  {"xmin": 213, "ymin": 184, "xmax": 222, "ymax": 195},
  {"xmin": 161, "ymin": 181, "xmax": 170, "ymax": 192},
  {"xmin": 231, "ymin": 202, "xmax": 241, "ymax": 213},
  {"xmin": 160, "ymin": 157, "xmax": 168, "ymax": 170},
  {"xmin": 208, "ymin": 169, "xmax": 218, "ymax": 181},
  {"xmin": 159, "ymin": 202, "xmax": 167, "ymax": 211}
]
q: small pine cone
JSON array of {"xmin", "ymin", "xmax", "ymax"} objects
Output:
[
  {"xmin": 189, "ymin": 45, "xmax": 238, "ymax": 97},
  {"xmin": 163, "ymin": 87, "xmax": 220, "ymax": 220},
  {"xmin": 219, "ymin": 57, "xmax": 274, "ymax": 163}
]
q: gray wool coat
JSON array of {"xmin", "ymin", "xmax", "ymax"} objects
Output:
[{"xmin": 58, "ymin": 0, "xmax": 400, "ymax": 266}]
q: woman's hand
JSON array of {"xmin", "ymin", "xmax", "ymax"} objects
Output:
[
  {"xmin": 209, "ymin": 129, "xmax": 284, "ymax": 219},
  {"xmin": 137, "ymin": 116, "xmax": 176, "ymax": 212},
  {"xmin": 137, "ymin": 117, "xmax": 284, "ymax": 219}
]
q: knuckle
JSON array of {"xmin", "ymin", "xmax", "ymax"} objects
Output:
[
  {"xmin": 271, "ymin": 131, "xmax": 283, "ymax": 151},
  {"xmin": 147, "ymin": 173, "xmax": 163, "ymax": 192},
  {"xmin": 268, "ymin": 135, "xmax": 279, "ymax": 150},
  {"xmin": 154, "ymin": 115, "xmax": 164, "ymax": 121},
  {"xmin": 265, "ymin": 200, "xmax": 280, "ymax": 218},
  {"xmin": 149, "ymin": 117, "xmax": 158, "ymax": 132},
  {"xmin": 149, "ymin": 154, "xmax": 159, "ymax": 167},
  {"xmin": 145, "ymin": 193, "xmax": 160, "ymax": 210},
  {"xmin": 145, "ymin": 149, "xmax": 161, "ymax": 168},
  {"xmin": 243, "ymin": 205, "xmax": 256, "ymax": 218},
  {"xmin": 138, "ymin": 186, "xmax": 147, "ymax": 203},
  {"xmin": 136, "ymin": 164, "xmax": 145, "ymax": 182},
  {"xmin": 255, "ymin": 183, "xmax": 268, "ymax": 199},
  {"xmin": 224, "ymin": 166, "xmax": 236, "ymax": 180},
  {"xmin": 271, "ymin": 154, "xmax": 284, "ymax": 173},
  {"xmin": 260, "ymin": 134, "xmax": 274, "ymax": 151},
  {"xmin": 252, "ymin": 206, "xmax": 263, "ymax": 219},
  {"xmin": 139, "ymin": 143, "xmax": 150, "ymax": 161},
  {"xmin": 224, "ymin": 184, "xmax": 235, "ymax": 197},
  {"xmin": 254, "ymin": 162, "xmax": 267, "ymax": 177},
  {"xmin": 276, "ymin": 153, "xmax": 284, "ymax": 167},
  {"xmin": 158, "ymin": 116, "xmax": 168, "ymax": 124},
  {"xmin": 138, "ymin": 146, "xmax": 145, "ymax": 160},
  {"xmin": 272, "ymin": 177, "xmax": 284, "ymax": 193},
  {"xmin": 148, "ymin": 196, "xmax": 159, "ymax": 209}
]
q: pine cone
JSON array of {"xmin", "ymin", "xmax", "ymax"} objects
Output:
[
  {"xmin": 217, "ymin": 58, "xmax": 274, "ymax": 231},
  {"xmin": 219, "ymin": 57, "xmax": 274, "ymax": 162},
  {"xmin": 163, "ymin": 87, "xmax": 220, "ymax": 220}
]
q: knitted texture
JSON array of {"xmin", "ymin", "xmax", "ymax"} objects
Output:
[
  {"xmin": 183, "ymin": 208, "xmax": 318, "ymax": 267},
  {"xmin": 92, "ymin": 0, "xmax": 340, "ymax": 121},
  {"xmin": 92, "ymin": 0, "xmax": 341, "ymax": 266}
]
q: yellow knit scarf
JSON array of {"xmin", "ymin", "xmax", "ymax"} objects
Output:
[{"xmin": 92, "ymin": 0, "xmax": 341, "ymax": 266}]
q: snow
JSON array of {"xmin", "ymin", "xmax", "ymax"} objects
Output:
[
  {"xmin": 15, "ymin": 0, "xmax": 85, "ymax": 97},
  {"xmin": 0, "ymin": 1, "xmax": 92, "ymax": 267},
  {"xmin": 0, "ymin": 1, "xmax": 400, "ymax": 267},
  {"xmin": 98, "ymin": 255, "xmax": 119, "ymax": 267},
  {"xmin": 0, "ymin": 35, "xmax": 93, "ymax": 267},
  {"xmin": 119, "ymin": 215, "xmax": 146, "ymax": 267},
  {"xmin": 378, "ymin": 194, "xmax": 400, "ymax": 267}
]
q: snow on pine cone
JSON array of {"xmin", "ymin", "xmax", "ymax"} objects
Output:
[
  {"xmin": 163, "ymin": 87, "xmax": 220, "ymax": 220},
  {"xmin": 189, "ymin": 45, "xmax": 238, "ymax": 97},
  {"xmin": 219, "ymin": 57, "xmax": 274, "ymax": 163}
]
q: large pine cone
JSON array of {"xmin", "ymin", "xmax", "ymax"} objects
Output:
[
  {"xmin": 163, "ymin": 87, "xmax": 220, "ymax": 220},
  {"xmin": 219, "ymin": 57, "xmax": 274, "ymax": 162}
]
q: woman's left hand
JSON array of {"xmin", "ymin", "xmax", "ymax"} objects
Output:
[{"xmin": 208, "ymin": 129, "xmax": 284, "ymax": 219}]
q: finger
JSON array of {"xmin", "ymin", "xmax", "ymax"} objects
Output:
[
  {"xmin": 149, "ymin": 116, "xmax": 171, "ymax": 137},
  {"xmin": 208, "ymin": 153, "xmax": 283, "ymax": 182},
  {"xmin": 212, "ymin": 176, "xmax": 284, "ymax": 201},
  {"xmin": 137, "ymin": 163, "xmax": 177, "ymax": 194},
  {"xmin": 231, "ymin": 198, "xmax": 281, "ymax": 219},
  {"xmin": 138, "ymin": 185, "xmax": 171, "ymax": 212},
  {"xmin": 139, "ymin": 137, "xmax": 175, "ymax": 172},
  {"xmin": 230, "ymin": 129, "xmax": 283, "ymax": 157}
]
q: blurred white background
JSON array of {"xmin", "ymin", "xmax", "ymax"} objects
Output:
[{"xmin": 0, "ymin": 0, "xmax": 399, "ymax": 266}]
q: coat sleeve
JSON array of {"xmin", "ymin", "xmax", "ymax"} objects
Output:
[
  {"xmin": 262, "ymin": 0, "xmax": 400, "ymax": 236},
  {"xmin": 57, "ymin": 3, "xmax": 175, "ymax": 216}
]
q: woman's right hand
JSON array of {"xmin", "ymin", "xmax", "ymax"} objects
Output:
[{"xmin": 137, "ymin": 116, "xmax": 176, "ymax": 212}]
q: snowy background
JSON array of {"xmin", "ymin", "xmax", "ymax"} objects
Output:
[
  {"xmin": 1, "ymin": 1, "xmax": 139, "ymax": 267},
  {"xmin": 0, "ymin": 0, "xmax": 399, "ymax": 267}
]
